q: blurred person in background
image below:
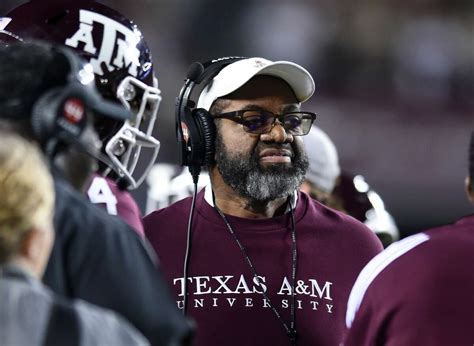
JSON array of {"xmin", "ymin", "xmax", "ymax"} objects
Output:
[
  {"xmin": 301, "ymin": 126, "xmax": 399, "ymax": 247},
  {"xmin": 0, "ymin": 41, "xmax": 193, "ymax": 346},
  {"xmin": 145, "ymin": 56, "xmax": 382, "ymax": 346},
  {"xmin": 0, "ymin": 131, "xmax": 148, "ymax": 346},
  {"xmin": 145, "ymin": 164, "xmax": 210, "ymax": 213},
  {"xmin": 300, "ymin": 126, "xmax": 340, "ymax": 206},
  {"xmin": 2, "ymin": 0, "xmax": 163, "ymax": 236},
  {"xmin": 344, "ymin": 132, "xmax": 474, "ymax": 345}
]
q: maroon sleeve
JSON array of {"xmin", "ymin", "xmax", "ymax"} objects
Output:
[{"xmin": 345, "ymin": 216, "xmax": 474, "ymax": 346}]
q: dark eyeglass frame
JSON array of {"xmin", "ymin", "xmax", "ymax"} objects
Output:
[{"xmin": 213, "ymin": 109, "xmax": 317, "ymax": 136}]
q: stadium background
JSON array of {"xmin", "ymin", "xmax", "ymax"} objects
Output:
[{"xmin": 1, "ymin": 0, "xmax": 473, "ymax": 238}]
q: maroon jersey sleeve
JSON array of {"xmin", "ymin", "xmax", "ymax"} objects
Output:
[
  {"xmin": 86, "ymin": 175, "xmax": 144, "ymax": 236},
  {"xmin": 345, "ymin": 215, "xmax": 474, "ymax": 346}
]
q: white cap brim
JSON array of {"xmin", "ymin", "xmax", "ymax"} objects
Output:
[{"xmin": 197, "ymin": 57, "xmax": 315, "ymax": 111}]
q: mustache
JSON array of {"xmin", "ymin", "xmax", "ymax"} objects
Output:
[{"xmin": 254, "ymin": 143, "xmax": 295, "ymax": 156}]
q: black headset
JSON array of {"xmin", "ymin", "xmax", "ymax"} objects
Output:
[
  {"xmin": 30, "ymin": 46, "xmax": 97, "ymax": 157},
  {"xmin": 175, "ymin": 56, "xmax": 245, "ymax": 181}
]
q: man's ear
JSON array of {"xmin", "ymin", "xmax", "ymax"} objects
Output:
[{"xmin": 464, "ymin": 176, "xmax": 474, "ymax": 204}]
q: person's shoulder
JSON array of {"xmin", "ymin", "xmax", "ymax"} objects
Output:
[
  {"xmin": 303, "ymin": 192, "xmax": 355, "ymax": 222},
  {"xmin": 349, "ymin": 216, "xmax": 474, "ymax": 303},
  {"xmin": 346, "ymin": 217, "xmax": 474, "ymax": 330},
  {"xmin": 345, "ymin": 232, "xmax": 430, "ymax": 328},
  {"xmin": 411, "ymin": 215, "xmax": 474, "ymax": 270},
  {"xmin": 305, "ymin": 193, "xmax": 377, "ymax": 237},
  {"xmin": 1, "ymin": 271, "xmax": 54, "ymax": 307},
  {"xmin": 144, "ymin": 190, "xmax": 211, "ymax": 243},
  {"xmin": 144, "ymin": 194, "xmax": 193, "ymax": 221},
  {"xmin": 102, "ymin": 176, "xmax": 138, "ymax": 207},
  {"xmin": 54, "ymin": 178, "xmax": 85, "ymax": 205},
  {"xmin": 86, "ymin": 175, "xmax": 139, "ymax": 211},
  {"xmin": 54, "ymin": 177, "xmax": 141, "ymax": 239},
  {"xmin": 0, "ymin": 274, "xmax": 54, "ymax": 344},
  {"xmin": 352, "ymin": 232, "xmax": 430, "ymax": 293},
  {"xmin": 55, "ymin": 178, "xmax": 103, "ymax": 216},
  {"xmin": 424, "ymin": 214, "xmax": 474, "ymax": 244},
  {"xmin": 72, "ymin": 299, "xmax": 150, "ymax": 346}
]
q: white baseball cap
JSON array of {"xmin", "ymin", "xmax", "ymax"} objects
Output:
[{"xmin": 197, "ymin": 57, "xmax": 315, "ymax": 111}]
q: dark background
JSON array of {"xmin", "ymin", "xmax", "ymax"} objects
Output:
[{"xmin": 2, "ymin": 0, "xmax": 473, "ymax": 238}]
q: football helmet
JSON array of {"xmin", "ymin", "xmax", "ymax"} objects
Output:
[
  {"xmin": 1, "ymin": 0, "xmax": 161, "ymax": 189},
  {"xmin": 331, "ymin": 172, "xmax": 400, "ymax": 248}
]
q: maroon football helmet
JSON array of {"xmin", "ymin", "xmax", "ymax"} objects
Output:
[
  {"xmin": 332, "ymin": 171, "xmax": 399, "ymax": 247},
  {"xmin": 1, "ymin": 0, "xmax": 161, "ymax": 189}
]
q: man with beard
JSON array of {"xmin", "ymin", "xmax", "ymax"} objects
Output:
[{"xmin": 144, "ymin": 57, "xmax": 382, "ymax": 346}]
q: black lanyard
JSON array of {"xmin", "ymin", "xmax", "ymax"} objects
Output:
[{"xmin": 213, "ymin": 196, "xmax": 298, "ymax": 346}]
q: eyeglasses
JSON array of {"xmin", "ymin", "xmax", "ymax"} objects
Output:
[{"xmin": 213, "ymin": 109, "xmax": 317, "ymax": 136}]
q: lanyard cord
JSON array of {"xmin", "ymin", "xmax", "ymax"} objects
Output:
[{"xmin": 213, "ymin": 195, "xmax": 298, "ymax": 346}]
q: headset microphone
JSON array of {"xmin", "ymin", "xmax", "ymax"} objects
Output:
[{"xmin": 186, "ymin": 62, "xmax": 205, "ymax": 82}]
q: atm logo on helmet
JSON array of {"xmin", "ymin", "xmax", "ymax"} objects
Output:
[{"xmin": 65, "ymin": 9, "xmax": 141, "ymax": 78}]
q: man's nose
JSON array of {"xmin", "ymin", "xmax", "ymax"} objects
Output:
[{"xmin": 261, "ymin": 120, "xmax": 294, "ymax": 143}]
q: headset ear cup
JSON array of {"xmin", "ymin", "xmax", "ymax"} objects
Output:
[
  {"xmin": 31, "ymin": 88, "xmax": 63, "ymax": 144},
  {"xmin": 31, "ymin": 83, "xmax": 90, "ymax": 150},
  {"xmin": 193, "ymin": 108, "xmax": 216, "ymax": 165},
  {"xmin": 176, "ymin": 57, "xmax": 246, "ymax": 168}
]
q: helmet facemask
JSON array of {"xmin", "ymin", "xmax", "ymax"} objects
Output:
[{"xmin": 103, "ymin": 75, "xmax": 161, "ymax": 189}]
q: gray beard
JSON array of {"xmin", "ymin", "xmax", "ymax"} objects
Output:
[{"xmin": 215, "ymin": 131, "xmax": 309, "ymax": 204}]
